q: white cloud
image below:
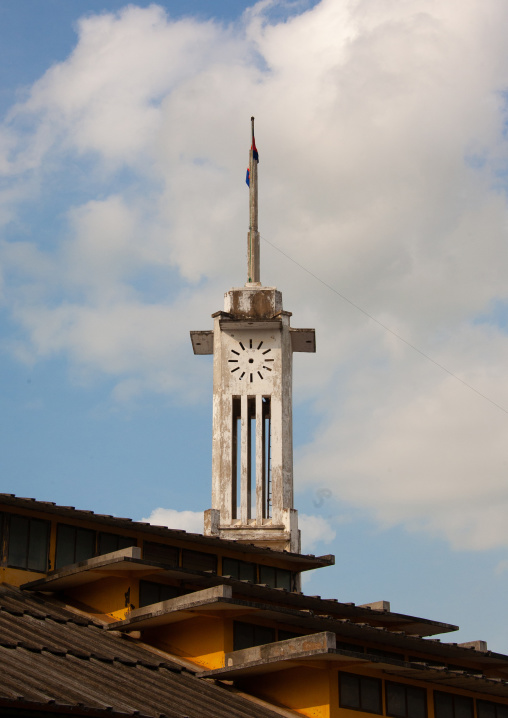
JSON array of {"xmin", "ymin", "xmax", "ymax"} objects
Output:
[
  {"xmin": 141, "ymin": 507, "xmax": 203, "ymax": 534},
  {"xmin": 1, "ymin": 0, "xmax": 508, "ymax": 552},
  {"xmin": 8, "ymin": 6, "xmax": 230, "ymax": 166},
  {"xmin": 299, "ymin": 514, "xmax": 336, "ymax": 553},
  {"xmin": 495, "ymin": 560, "xmax": 508, "ymax": 576},
  {"xmin": 298, "ymin": 323, "xmax": 508, "ymax": 550}
]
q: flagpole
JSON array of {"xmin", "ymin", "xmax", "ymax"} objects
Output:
[{"xmin": 247, "ymin": 116, "xmax": 260, "ymax": 285}]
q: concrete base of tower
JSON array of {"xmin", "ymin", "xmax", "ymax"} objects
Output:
[{"xmin": 204, "ymin": 508, "xmax": 301, "ymax": 554}]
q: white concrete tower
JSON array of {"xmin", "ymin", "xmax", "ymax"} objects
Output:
[{"xmin": 191, "ymin": 118, "xmax": 315, "ymax": 553}]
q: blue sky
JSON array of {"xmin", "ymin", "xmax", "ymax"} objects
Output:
[{"xmin": 1, "ymin": 0, "xmax": 508, "ymax": 651}]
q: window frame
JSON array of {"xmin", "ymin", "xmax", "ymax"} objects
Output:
[
  {"xmin": 55, "ymin": 523, "xmax": 96, "ymax": 569},
  {"xmin": 181, "ymin": 548, "xmax": 217, "ymax": 574},
  {"xmin": 434, "ymin": 691, "xmax": 474, "ymax": 718},
  {"xmin": 6, "ymin": 513, "xmax": 50, "ymax": 572},
  {"xmin": 222, "ymin": 556, "xmax": 257, "ymax": 582},
  {"xmin": 385, "ymin": 680, "xmax": 427, "ymax": 718},
  {"xmin": 258, "ymin": 564, "xmax": 294, "ymax": 591},
  {"xmin": 139, "ymin": 580, "xmax": 182, "ymax": 607},
  {"xmin": 233, "ymin": 621, "xmax": 276, "ymax": 651},
  {"xmin": 477, "ymin": 700, "xmax": 508, "ymax": 718},
  {"xmin": 142, "ymin": 540, "xmax": 179, "ymax": 567},
  {"xmin": 338, "ymin": 671, "xmax": 383, "ymax": 715},
  {"xmin": 97, "ymin": 531, "xmax": 137, "ymax": 556}
]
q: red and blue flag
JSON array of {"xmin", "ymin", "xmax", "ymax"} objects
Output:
[{"xmin": 246, "ymin": 138, "xmax": 259, "ymax": 186}]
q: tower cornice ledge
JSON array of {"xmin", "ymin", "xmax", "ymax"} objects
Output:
[
  {"xmin": 205, "ymin": 507, "xmax": 300, "ymax": 554},
  {"xmin": 224, "ymin": 286, "xmax": 282, "ymax": 319}
]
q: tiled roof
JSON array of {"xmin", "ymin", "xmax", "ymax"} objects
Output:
[{"xmin": 0, "ymin": 585, "xmax": 290, "ymax": 718}]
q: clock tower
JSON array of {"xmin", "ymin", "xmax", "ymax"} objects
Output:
[{"xmin": 191, "ymin": 119, "xmax": 315, "ymax": 553}]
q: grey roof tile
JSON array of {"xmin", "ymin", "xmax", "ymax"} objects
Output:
[{"xmin": 0, "ymin": 585, "xmax": 287, "ymax": 718}]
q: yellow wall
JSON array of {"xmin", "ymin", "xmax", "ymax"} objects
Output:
[
  {"xmin": 64, "ymin": 576, "xmax": 136, "ymax": 621},
  {"xmin": 236, "ymin": 661, "xmax": 508, "ymax": 718},
  {"xmin": 240, "ymin": 665, "xmax": 331, "ymax": 718},
  {"xmin": 0, "ymin": 566, "xmax": 45, "ymax": 586},
  {"xmin": 143, "ymin": 616, "xmax": 227, "ymax": 669}
]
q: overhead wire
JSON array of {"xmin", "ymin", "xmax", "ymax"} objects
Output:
[{"xmin": 260, "ymin": 233, "xmax": 508, "ymax": 415}]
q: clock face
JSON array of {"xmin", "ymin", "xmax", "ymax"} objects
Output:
[{"xmin": 228, "ymin": 336, "xmax": 275, "ymax": 382}]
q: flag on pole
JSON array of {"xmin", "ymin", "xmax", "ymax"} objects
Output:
[{"xmin": 246, "ymin": 134, "xmax": 259, "ymax": 186}]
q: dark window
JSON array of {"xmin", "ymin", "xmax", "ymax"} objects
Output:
[
  {"xmin": 435, "ymin": 693, "xmax": 454, "ymax": 718},
  {"xmin": 478, "ymin": 703, "xmax": 497, "ymax": 718},
  {"xmin": 7, "ymin": 515, "xmax": 50, "ymax": 572},
  {"xmin": 339, "ymin": 672, "xmax": 382, "ymax": 714},
  {"xmin": 278, "ymin": 629, "xmax": 300, "ymax": 641},
  {"xmin": 55, "ymin": 524, "xmax": 95, "ymax": 569},
  {"xmin": 182, "ymin": 549, "xmax": 217, "ymax": 574},
  {"xmin": 370, "ymin": 647, "xmax": 405, "ymax": 661},
  {"xmin": 434, "ymin": 693, "xmax": 473, "ymax": 718},
  {"xmin": 139, "ymin": 580, "xmax": 181, "ymax": 607},
  {"xmin": 222, "ymin": 557, "xmax": 256, "ymax": 582},
  {"xmin": 337, "ymin": 641, "xmax": 364, "ymax": 654},
  {"xmin": 259, "ymin": 564, "xmax": 293, "ymax": 590},
  {"xmin": 143, "ymin": 541, "xmax": 179, "ymax": 567},
  {"xmin": 233, "ymin": 621, "xmax": 276, "ymax": 651},
  {"xmin": 386, "ymin": 682, "xmax": 427, "ymax": 718},
  {"xmin": 478, "ymin": 702, "xmax": 508, "ymax": 718},
  {"xmin": 98, "ymin": 532, "xmax": 136, "ymax": 555}
]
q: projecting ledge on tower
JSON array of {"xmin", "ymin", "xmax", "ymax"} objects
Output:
[
  {"xmin": 190, "ymin": 330, "xmax": 214, "ymax": 355},
  {"xmin": 290, "ymin": 328, "xmax": 316, "ymax": 352}
]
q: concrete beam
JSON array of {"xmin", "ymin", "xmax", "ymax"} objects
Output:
[
  {"xmin": 226, "ymin": 631, "xmax": 336, "ymax": 667},
  {"xmin": 107, "ymin": 585, "xmax": 239, "ymax": 631},
  {"xmin": 83, "ymin": 545, "xmax": 142, "ymax": 564},
  {"xmin": 128, "ymin": 584, "xmax": 232, "ymax": 621},
  {"xmin": 458, "ymin": 640, "xmax": 488, "ymax": 652},
  {"xmin": 359, "ymin": 601, "xmax": 391, "ymax": 612}
]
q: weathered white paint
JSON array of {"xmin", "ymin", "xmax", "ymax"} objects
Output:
[{"xmin": 192, "ymin": 285, "xmax": 315, "ymax": 555}]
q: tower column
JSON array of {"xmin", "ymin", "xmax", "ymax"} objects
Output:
[
  {"xmin": 240, "ymin": 394, "xmax": 251, "ymax": 523},
  {"xmin": 255, "ymin": 394, "xmax": 265, "ymax": 523}
]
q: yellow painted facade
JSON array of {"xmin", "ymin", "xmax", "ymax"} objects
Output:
[
  {"xmin": 242, "ymin": 665, "xmax": 332, "ymax": 718},
  {"xmin": 237, "ymin": 663, "xmax": 508, "ymax": 718},
  {"xmin": 65, "ymin": 576, "xmax": 137, "ymax": 621},
  {"xmin": 143, "ymin": 616, "xmax": 229, "ymax": 669},
  {"xmin": 0, "ymin": 566, "xmax": 44, "ymax": 585}
]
